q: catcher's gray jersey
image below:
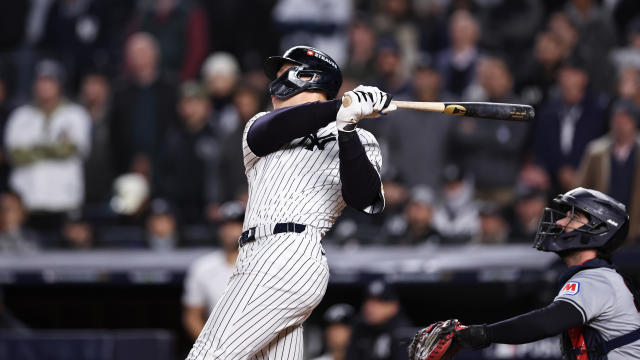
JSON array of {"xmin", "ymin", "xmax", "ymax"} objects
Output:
[
  {"xmin": 555, "ymin": 267, "xmax": 640, "ymax": 359},
  {"xmin": 242, "ymin": 111, "xmax": 384, "ymax": 233}
]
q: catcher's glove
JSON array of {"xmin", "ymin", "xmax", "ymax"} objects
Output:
[{"xmin": 408, "ymin": 319, "xmax": 466, "ymax": 360}]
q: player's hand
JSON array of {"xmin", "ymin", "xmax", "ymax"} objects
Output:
[
  {"xmin": 453, "ymin": 323, "xmax": 489, "ymax": 350},
  {"xmin": 336, "ymin": 85, "xmax": 393, "ymax": 132}
]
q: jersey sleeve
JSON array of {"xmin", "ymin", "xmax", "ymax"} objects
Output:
[
  {"xmin": 356, "ymin": 129, "xmax": 385, "ymax": 214},
  {"xmin": 554, "ymin": 270, "xmax": 614, "ymax": 323},
  {"xmin": 242, "ymin": 111, "xmax": 268, "ymax": 172}
]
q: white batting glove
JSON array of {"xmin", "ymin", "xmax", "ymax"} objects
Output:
[{"xmin": 336, "ymin": 85, "xmax": 393, "ymax": 132}]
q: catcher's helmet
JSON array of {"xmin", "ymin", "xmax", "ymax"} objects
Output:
[
  {"xmin": 264, "ymin": 45, "xmax": 342, "ymax": 99},
  {"xmin": 533, "ymin": 187, "xmax": 629, "ymax": 255}
]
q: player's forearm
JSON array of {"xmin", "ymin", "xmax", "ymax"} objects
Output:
[
  {"xmin": 484, "ymin": 300, "xmax": 583, "ymax": 344},
  {"xmin": 338, "ymin": 131, "xmax": 382, "ymax": 211},
  {"xmin": 247, "ymin": 100, "xmax": 340, "ymax": 156}
]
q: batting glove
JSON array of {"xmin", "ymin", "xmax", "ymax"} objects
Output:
[{"xmin": 336, "ymin": 85, "xmax": 393, "ymax": 132}]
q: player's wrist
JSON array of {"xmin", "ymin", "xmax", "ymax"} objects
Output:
[
  {"xmin": 337, "ymin": 129, "xmax": 357, "ymax": 142},
  {"xmin": 455, "ymin": 325, "xmax": 489, "ymax": 349}
]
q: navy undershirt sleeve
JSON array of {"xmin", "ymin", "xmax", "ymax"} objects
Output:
[
  {"xmin": 485, "ymin": 300, "xmax": 584, "ymax": 344},
  {"xmin": 246, "ymin": 100, "xmax": 341, "ymax": 156},
  {"xmin": 338, "ymin": 130, "xmax": 382, "ymax": 211}
]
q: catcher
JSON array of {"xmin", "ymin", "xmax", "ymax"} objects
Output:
[{"xmin": 409, "ymin": 187, "xmax": 640, "ymax": 360}]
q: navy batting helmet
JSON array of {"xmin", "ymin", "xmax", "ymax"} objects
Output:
[
  {"xmin": 264, "ymin": 45, "xmax": 342, "ymax": 100},
  {"xmin": 533, "ymin": 187, "xmax": 629, "ymax": 255}
]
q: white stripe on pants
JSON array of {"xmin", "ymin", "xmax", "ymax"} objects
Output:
[{"xmin": 187, "ymin": 231, "xmax": 329, "ymax": 360}]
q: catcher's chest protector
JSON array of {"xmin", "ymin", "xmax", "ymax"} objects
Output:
[{"xmin": 562, "ymin": 325, "xmax": 608, "ymax": 360}]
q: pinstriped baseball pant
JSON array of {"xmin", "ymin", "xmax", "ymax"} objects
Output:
[{"xmin": 186, "ymin": 230, "xmax": 329, "ymax": 360}]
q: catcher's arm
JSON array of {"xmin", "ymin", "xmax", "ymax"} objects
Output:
[{"xmin": 409, "ymin": 300, "xmax": 584, "ymax": 360}]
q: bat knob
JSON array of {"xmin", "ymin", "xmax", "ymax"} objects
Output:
[
  {"xmin": 342, "ymin": 94, "xmax": 352, "ymax": 107},
  {"xmin": 525, "ymin": 106, "xmax": 535, "ymax": 122}
]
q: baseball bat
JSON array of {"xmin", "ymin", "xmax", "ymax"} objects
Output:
[{"xmin": 342, "ymin": 96, "xmax": 534, "ymax": 122}]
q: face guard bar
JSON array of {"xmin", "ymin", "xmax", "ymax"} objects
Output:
[
  {"xmin": 532, "ymin": 203, "xmax": 605, "ymax": 252},
  {"xmin": 268, "ymin": 66, "xmax": 325, "ymax": 99}
]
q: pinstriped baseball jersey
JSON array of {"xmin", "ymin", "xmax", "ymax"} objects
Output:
[
  {"xmin": 187, "ymin": 108, "xmax": 385, "ymax": 360},
  {"xmin": 242, "ymin": 111, "xmax": 384, "ymax": 233},
  {"xmin": 555, "ymin": 267, "xmax": 640, "ymax": 359}
]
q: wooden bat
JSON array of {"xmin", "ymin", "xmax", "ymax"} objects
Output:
[{"xmin": 342, "ymin": 96, "xmax": 535, "ymax": 122}]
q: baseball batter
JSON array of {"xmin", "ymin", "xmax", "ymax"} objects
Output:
[
  {"xmin": 187, "ymin": 46, "xmax": 392, "ymax": 360},
  {"xmin": 411, "ymin": 187, "xmax": 640, "ymax": 360}
]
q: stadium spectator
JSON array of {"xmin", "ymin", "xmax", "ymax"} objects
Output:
[
  {"xmin": 61, "ymin": 211, "xmax": 94, "ymax": 250},
  {"xmin": 201, "ymin": 52, "xmax": 241, "ymax": 138},
  {"xmin": 564, "ymin": 0, "xmax": 617, "ymax": 93},
  {"xmin": 403, "ymin": 186, "xmax": 441, "ymax": 245},
  {"xmin": 518, "ymin": 31, "xmax": 567, "ymax": 107},
  {"xmin": 145, "ymin": 199, "xmax": 179, "ymax": 251},
  {"xmin": 452, "ymin": 56, "xmax": 528, "ymax": 204},
  {"xmin": 271, "ymin": 0, "xmax": 352, "ymax": 65},
  {"xmin": 616, "ymin": 67, "xmax": 640, "ymax": 107},
  {"xmin": 78, "ymin": 71, "xmax": 113, "ymax": 206},
  {"xmin": 37, "ymin": 0, "xmax": 116, "ymax": 91},
  {"xmin": 159, "ymin": 81, "xmax": 221, "ymax": 224},
  {"xmin": 610, "ymin": 17, "xmax": 640, "ymax": 72},
  {"xmin": 381, "ymin": 185, "xmax": 441, "ymax": 245},
  {"xmin": 474, "ymin": 201, "xmax": 509, "ymax": 244},
  {"xmin": 343, "ymin": 18, "xmax": 378, "ymax": 82},
  {"xmin": 475, "ymin": 0, "xmax": 543, "ymax": 65},
  {"xmin": 5, "ymin": 59, "xmax": 90, "ymax": 230},
  {"xmin": 432, "ymin": 164, "xmax": 480, "ymax": 243},
  {"xmin": 508, "ymin": 184, "xmax": 548, "ymax": 242},
  {"xmin": 532, "ymin": 56, "xmax": 607, "ymax": 194},
  {"xmin": 216, "ymin": 84, "xmax": 262, "ymax": 208},
  {"xmin": 436, "ymin": 10, "xmax": 481, "ymax": 97},
  {"xmin": 311, "ymin": 303, "xmax": 355, "ymax": 360},
  {"xmin": 371, "ymin": 0, "xmax": 420, "ymax": 77},
  {"xmin": 346, "ymin": 280, "xmax": 410, "ymax": 360},
  {"xmin": 0, "ymin": 192, "xmax": 40, "ymax": 252},
  {"xmin": 577, "ymin": 100, "xmax": 640, "ymax": 244},
  {"xmin": 182, "ymin": 202, "xmax": 243, "ymax": 341},
  {"xmin": 369, "ymin": 38, "xmax": 410, "ymax": 97},
  {"xmin": 384, "ymin": 58, "xmax": 451, "ymax": 189},
  {"xmin": 109, "ymin": 32, "xmax": 177, "ymax": 185},
  {"xmin": 127, "ymin": 0, "xmax": 209, "ymax": 81}
]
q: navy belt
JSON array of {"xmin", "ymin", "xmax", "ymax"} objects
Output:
[{"xmin": 238, "ymin": 222, "xmax": 307, "ymax": 247}]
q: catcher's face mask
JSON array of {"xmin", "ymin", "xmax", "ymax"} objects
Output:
[
  {"xmin": 269, "ymin": 66, "xmax": 325, "ymax": 99},
  {"xmin": 533, "ymin": 203, "xmax": 604, "ymax": 252}
]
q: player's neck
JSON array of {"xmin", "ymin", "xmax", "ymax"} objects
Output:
[
  {"xmin": 271, "ymin": 91, "xmax": 327, "ymax": 109},
  {"xmin": 562, "ymin": 249, "xmax": 597, "ymax": 267}
]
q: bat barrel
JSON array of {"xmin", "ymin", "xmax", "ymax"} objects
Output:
[{"xmin": 445, "ymin": 102, "xmax": 534, "ymax": 122}]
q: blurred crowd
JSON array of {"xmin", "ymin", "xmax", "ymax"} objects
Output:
[{"xmin": 0, "ymin": 0, "xmax": 639, "ymax": 252}]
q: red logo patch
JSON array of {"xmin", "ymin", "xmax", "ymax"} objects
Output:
[
  {"xmin": 560, "ymin": 281, "xmax": 580, "ymax": 295},
  {"xmin": 306, "ymin": 50, "xmax": 314, "ymax": 56}
]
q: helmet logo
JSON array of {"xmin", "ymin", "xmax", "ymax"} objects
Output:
[{"xmin": 306, "ymin": 50, "xmax": 314, "ymax": 56}]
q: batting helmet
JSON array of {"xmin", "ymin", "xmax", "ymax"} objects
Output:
[
  {"xmin": 533, "ymin": 187, "xmax": 629, "ymax": 255},
  {"xmin": 264, "ymin": 45, "xmax": 342, "ymax": 100}
]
